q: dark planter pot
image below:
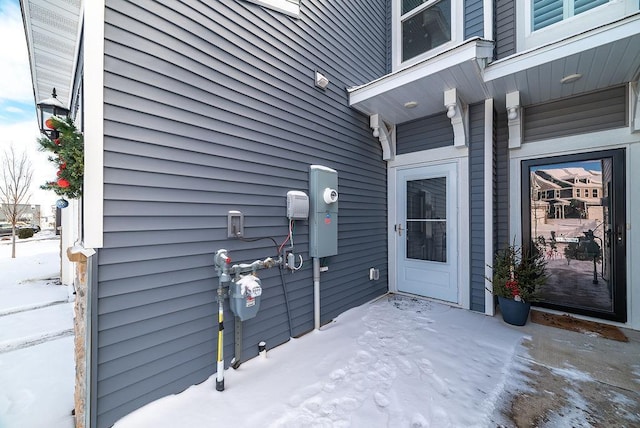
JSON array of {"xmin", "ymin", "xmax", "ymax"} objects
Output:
[{"xmin": 498, "ymin": 296, "xmax": 531, "ymax": 326}]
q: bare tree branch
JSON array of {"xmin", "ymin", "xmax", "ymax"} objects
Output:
[{"xmin": 0, "ymin": 146, "xmax": 34, "ymax": 258}]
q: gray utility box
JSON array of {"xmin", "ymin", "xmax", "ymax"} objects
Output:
[
  {"xmin": 309, "ymin": 165, "xmax": 338, "ymax": 258},
  {"xmin": 229, "ymin": 275, "xmax": 263, "ymax": 321}
]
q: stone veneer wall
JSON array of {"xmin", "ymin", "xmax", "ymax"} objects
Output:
[{"xmin": 67, "ymin": 248, "xmax": 88, "ymax": 428}]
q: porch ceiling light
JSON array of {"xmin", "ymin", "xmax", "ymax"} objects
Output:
[
  {"xmin": 560, "ymin": 73, "xmax": 582, "ymax": 84},
  {"xmin": 36, "ymin": 88, "xmax": 70, "ymax": 140},
  {"xmin": 404, "ymin": 101, "xmax": 418, "ymax": 109}
]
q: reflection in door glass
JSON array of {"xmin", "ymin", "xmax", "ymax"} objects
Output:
[
  {"xmin": 529, "ymin": 159, "xmax": 612, "ymax": 312},
  {"xmin": 406, "ymin": 178, "xmax": 446, "ymax": 262}
]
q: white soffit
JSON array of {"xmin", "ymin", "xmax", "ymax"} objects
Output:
[
  {"xmin": 20, "ymin": 0, "xmax": 82, "ymax": 108},
  {"xmin": 485, "ymin": 13, "xmax": 640, "ymax": 107},
  {"xmin": 349, "ymin": 14, "xmax": 640, "ymax": 124},
  {"xmin": 348, "ymin": 38, "xmax": 494, "ymax": 125}
]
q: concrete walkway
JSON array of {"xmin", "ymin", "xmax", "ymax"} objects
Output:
[{"xmin": 492, "ymin": 317, "xmax": 640, "ymax": 427}]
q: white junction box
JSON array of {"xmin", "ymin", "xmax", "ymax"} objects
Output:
[{"xmin": 287, "ymin": 190, "xmax": 309, "ymax": 220}]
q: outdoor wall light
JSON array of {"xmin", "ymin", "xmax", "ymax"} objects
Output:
[
  {"xmin": 507, "ymin": 107, "xmax": 519, "ymax": 120},
  {"xmin": 315, "ymin": 71, "xmax": 329, "ymax": 89},
  {"xmin": 36, "ymin": 88, "xmax": 70, "ymax": 140}
]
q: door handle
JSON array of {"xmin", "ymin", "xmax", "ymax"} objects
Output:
[
  {"xmin": 394, "ymin": 223, "xmax": 403, "ymax": 236},
  {"xmin": 616, "ymin": 224, "xmax": 624, "ymax": 244}
]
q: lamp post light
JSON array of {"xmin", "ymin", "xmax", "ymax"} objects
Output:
[{"xmin": 36, "ymin": 88, "xmax": 70, "ymax": 140}]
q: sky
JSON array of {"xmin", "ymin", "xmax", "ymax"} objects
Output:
[{"xmin": 0, "ymin": 0, "xmax": 59, "ymax": 218}]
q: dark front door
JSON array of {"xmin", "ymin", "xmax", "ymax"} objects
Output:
[{"xmin": 522, "ymin": 149, "xmax": 626, "ymax": 322}]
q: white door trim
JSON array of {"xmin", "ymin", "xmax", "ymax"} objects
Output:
[{"xmin": 388, "ymin": 151, "xmax": 470, "ymax": 309}]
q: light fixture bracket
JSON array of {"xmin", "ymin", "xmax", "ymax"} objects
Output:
[
  {"xmin": 443, "ymin": 88, "xmax": 468, "ymax": 147},
  {"xmin": 369, "ymin": 114, "xmax": 395, "ymax": 161},
  {"xmin": 506, "ymin": 91, "xmax": 522, "ymax": 149}
]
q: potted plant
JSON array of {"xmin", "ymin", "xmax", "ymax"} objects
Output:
[{"xmin": 488, "ymin": 242, "xmax": 547, "ymax": 326}]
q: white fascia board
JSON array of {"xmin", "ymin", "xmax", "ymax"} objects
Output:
[
  {"xmin": 349, "ymin": 38, "xmax": 494, "ymax": 105},
  {"xmin": 485, "ymin": 13, "xmax": 640, "ymax": 83},
  {"xmin": 83, "ymin": 0, "xmax": 104, "ymax": 249}
]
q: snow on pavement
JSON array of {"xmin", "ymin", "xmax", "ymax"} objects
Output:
[
  {"xmin": 0, "ymin": 232, "xmax": 74, "ymax": 428},
  {"xmin": 115, "ymin": 296, "xmax": 527, "ymax": 428},
  {"xmin": 0, "ymin": 233, "xmax": 69, "ymax": 314}
]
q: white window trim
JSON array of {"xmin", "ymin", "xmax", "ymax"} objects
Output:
[
  {"xmin": 517, "ymin": 0, "xmax": 637, "ymax": 51},
  {"xmin": 244, "ymin": 0, "xmax": 300, "ymax": 18},
  {"xmin": 392, "ymin": 0, "xmax": 461, "ymax": 71}
]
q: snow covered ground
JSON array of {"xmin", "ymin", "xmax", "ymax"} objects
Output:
[
  {"xmin": 2, "ymin": 234, "xmax": 637, "ymax": 427},
  {"xmin": 0, "ymin": 231, "xmax": 74, "ymax": 428},
  {"xmin": 115, "ymin": 296, "xmax": 527, "ymax": 428}
]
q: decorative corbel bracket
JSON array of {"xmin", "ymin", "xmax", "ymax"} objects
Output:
[
  {"xmin": 369, "ymin": 114, "xmax": 395, "ymax": 161},
  {"xmin": 444, "ymin": 88, "xmax": 468, "ymax": 148},
  {"xmin": 506, "ymin": 91, "xmax": 523, "ymax": 149},
  {"xmin": 631, "ymin": 81, "xmax": 640, "ymax": 134}
]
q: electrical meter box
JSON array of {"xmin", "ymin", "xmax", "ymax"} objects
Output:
[
  {"xmin": 230, "ymin": 275, "xmax": 263, "ymax": 321},
  {"xmin": 309, "ymin": 165, "xmax": 338, "ymax": 257}
]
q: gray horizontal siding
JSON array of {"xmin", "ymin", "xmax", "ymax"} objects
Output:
[
  {"xmin": 465, "ymin": 0, "xmax": 484, "ymax": 39},
  {"xmin": 495, "ymin": 112, "xmax": 510, "ymax": 251},
  {"xmin": 495, "ymin": 0, "xmax": 515, "ymax": 59},
  {"xmin": 96, "ymin": 0, "xmax": 389, "ymax": 426},
  {"xmin": 396, "ymin": 113, "xmax": 454, "ymax": 154},
  {"xmin": 524, "ymin": 86, "xmax": 627, "ymax": 142},
  {"xmin": 468, "ymin": 103, "xmax": 485, "ymax": 313}
]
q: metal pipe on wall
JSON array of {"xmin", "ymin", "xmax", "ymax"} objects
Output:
[{"xmin": 313, "ymin": 257, "xmax": 320, "ymax": 330}]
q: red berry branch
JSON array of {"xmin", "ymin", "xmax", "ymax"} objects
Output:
[{"xmin": 38, "ymin": 117, "xmax": 84, "ymax": 200}]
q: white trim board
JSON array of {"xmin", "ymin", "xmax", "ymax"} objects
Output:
[{"xmin": 83, "ymin": 1, "xmax": 105, "ymax": 249}]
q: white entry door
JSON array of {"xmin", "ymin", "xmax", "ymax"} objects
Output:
[{"xmin": 396, "ymin": 163, "xmax": 458, "ymax": 302}]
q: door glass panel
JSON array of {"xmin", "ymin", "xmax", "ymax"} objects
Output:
[
  {"xmin": 526, "ymin": 154, "xmax": 624, "ymax": 319},
  {"xmin": 406, "ymin": 177, "xmax": 446, "ymax": 262}
]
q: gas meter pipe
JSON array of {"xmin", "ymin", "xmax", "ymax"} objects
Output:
[{"xmin": 216, "ymin": 286, "xmax": 225, "ymax": 391}]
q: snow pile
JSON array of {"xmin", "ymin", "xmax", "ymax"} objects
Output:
[{"xmin": 115, "ymin": 296, "xmax": 526, "ymax": 428}]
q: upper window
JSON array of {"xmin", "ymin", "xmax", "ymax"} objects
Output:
[
  {"xmin": 402, "ymin": 0, "xmax": 451, "ymax": 62},
  {"xmin": 533, "ymin": 0, "xmax": 607, "ymax": 31},
  {"xmin": 518, "ymin": 0, "xmax": 637, "ymax": 50},
  {"xmin": 395, "ymin": 0, "xmax": 457, "ymax": 69},
  {"xmin": 244, "ymin": 0, "xmax": 300, "ymax": 17}
]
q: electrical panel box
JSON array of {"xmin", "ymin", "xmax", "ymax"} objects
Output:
[
  {"xmin": 286, "ymin": 191, "xmax": 309, "ymax": 220},
  {"xmin": 309, "ymin": 165, "xmax": 338, "ymax": 257}
]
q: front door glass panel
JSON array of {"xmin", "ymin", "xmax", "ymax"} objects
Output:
[
  {"xmin": 406, "ymin": 178, "xmax": 447, "ymax": 262},
  {"xmin": 523, "ymin": 150, "xmax": 626, "ymax": 322}
]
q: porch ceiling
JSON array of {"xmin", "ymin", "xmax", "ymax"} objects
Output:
[
  {"xmin": 348, "ymin": 38, "xmax": 494, "ymax": 125},
  {"xmin": 485, "ymin": 13, "xmax": 640, "ymax": 109},
  {"xmin": 20, "ymin": 0, "xmax": 82, "ymax": 109},
  {"xmin": 349, "ymin": 13, "xmax": 640, "ymax": 126}
]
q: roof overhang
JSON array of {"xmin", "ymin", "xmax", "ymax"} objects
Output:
[
  {"xmin": 348, "ymin": 38, "xmax": 494, "ymax": 125},
  {"xmin": 485, "ymin": 13, "xmax": 640, "ymax": 108},
  {"xmin": 349, "ymin": 13, "xmax": 640, "ymax": 126},
  {"xmin": 20, "ymin": 0, "xmax": 82, "ymax": 110}
]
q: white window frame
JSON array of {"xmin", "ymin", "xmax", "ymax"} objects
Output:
[
  {"xmin": 392, "ymin": 0, "xmax": 461, "ymax": 71},
  {"xmin": 244, "ymin": 0, "xmax": 300, "ymax": 17},
  {"xmin": 517, "ymin": 0, "xmax": 638, "ymax": 51}
]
